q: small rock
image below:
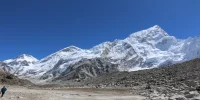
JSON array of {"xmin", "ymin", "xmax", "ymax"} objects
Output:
[
  {"xmin": 183, "ymin": 91, "xmax": 190, "ymax": 95},
  {"xmin": 145, "ymin": 84, "xmax": 151, "ymax": 89},
  {"xmin": 196, "ymin": 86, "xmax": 200, "ymax": 92},
  {"xmin": 17, "ymin": 96, "xmax": 22, "ymax": 99},
  {"xmin": 191, "ymin": 99, "xmax": 200, "ymax": 100},
  {"xmin": 175, "ymin": 97, "xmax": 186, "ymax": 100},
  {"xmin": 185, "ymin": 80, "xmax": 198, "ymax": 88},
  {"xmin": 185, "ymin": 94, "xmax": 197, "ymax": 98},
  {"xmin": 188, "ymin": 87, "xmax": 197, "ymax": 91}
]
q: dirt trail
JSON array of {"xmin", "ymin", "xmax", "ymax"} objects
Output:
[{"xmin": 0, "ymin": 86, "xmax": 146, "ymax": 100}]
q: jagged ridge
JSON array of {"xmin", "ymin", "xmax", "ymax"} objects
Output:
[{"xmin": 2, "ymin": 25, "xmax": 200, "ymax": 83}]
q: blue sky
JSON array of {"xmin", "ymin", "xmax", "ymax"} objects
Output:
[{"xmin": 0, "ymin": 0, "xmax": 199, "ymax": 60}]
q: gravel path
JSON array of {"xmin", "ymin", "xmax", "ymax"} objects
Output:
[{"xmin": 0, "ymin": 86, "xmax": 146, "ymax": 100}]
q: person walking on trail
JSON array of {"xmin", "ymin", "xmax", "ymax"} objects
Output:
[{"xmin": 1, "ymin": 86, "xmax": 7, "ymax": 97}]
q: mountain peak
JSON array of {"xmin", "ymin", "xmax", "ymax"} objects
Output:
[
  {"xmin": 152, "ymin": 25, "xmax": 160, "ymax": 29},
  {"xmin": 60, "ymin": 45, "xmax": 82, "ymax": 52},
  {"xmin": 16, "ymin": 54, "xmax": 33, "ymax": 58},
  {"xmin": 149, "ymin": 25, "xmax": 169, "ymax": 36},
  {"xmin": 15, "ymin": 54, "xmax": 38, "ymax": 61},
  {"xmin": 128, "ymin": 25, "xmax": 169, "ymax": 40},
  {"xmin": 3, "ymin": 54, "xmax": 38, "ymax": 68},
  {"xmin": 4, "ymin": 54, "xmax": 38, "ymax": 63}
]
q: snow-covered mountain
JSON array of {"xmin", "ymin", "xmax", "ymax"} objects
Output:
[
  {"xmin": 3, "ymin": 25, "xmax": 200, "ymax": 82},
  {"xmin": 3, "ymin": 54, "xmax": 38, "ymax": 75}
]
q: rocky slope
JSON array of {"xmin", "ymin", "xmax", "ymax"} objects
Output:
[
  {"xmin": 86, "ymin": 58, "xmax": 200, "ymax": 87},
  {"xmin": 84, "ymin": 58, "xmax": 200, "ymax": 100},
  {"xmin": 0, "ymin": 70, "xmax": 32, "ymax": 85}
]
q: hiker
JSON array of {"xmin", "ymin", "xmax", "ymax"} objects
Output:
[{"xmin": 1, "ymin": 86, "xmax": 7, "ymax": 97}]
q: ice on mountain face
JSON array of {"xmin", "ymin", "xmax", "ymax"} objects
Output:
[
  {"xmin": 90, "ymin": 42, "xmax": 112, "ymax": 55},
  {"xmin": 127, "ymin": 25, "xmax": 168, "ymax": 43},
  {"xmin": 181, "ymin": 36, "xmax": 200, "ymax": 60},
  {"xmin": 155, "ymin": 36, "xmax": 177, "ymax": 51}
]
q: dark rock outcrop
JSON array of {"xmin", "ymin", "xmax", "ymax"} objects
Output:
[{"xmin": 0, "ymin": 70, "xmax": 32, "ymax": 85}]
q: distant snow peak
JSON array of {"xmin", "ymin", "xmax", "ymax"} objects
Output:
[
  {"xmin": 60, "ymin": 45, "xmax": 82, "ymax": 52},
  {"xmin": 147, "ymin": 25, "xmax": 168, "ymax": 36},
  {"xmin": 152, "ymin": 25, "xmax": 168, "ymax": 36},
  {"xmin": 4, "ymin": 54, "xmax": 37, "ymax": 63},
  {"xmin": 3, "ymin": 54, "xmax": 38, "ymax": 68},
  {"xmin": 128, "ymin": 25, "xmax": 169, "ymax": 41},
  {"xmin": 151, "ymin": 25, "xmax": 162, "ymax": 30},
  {"xmin": 15, "ymin": 54, "xmax": 38, "ymax": 62},
  {"xmin": 16, "ymin": 54, "xmax": 35, "ymax": 59}
]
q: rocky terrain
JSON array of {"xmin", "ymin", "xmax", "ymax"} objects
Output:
[
  {"xmin": 0, "ymin": 85, "xmax": 146, "ymax": 100},
  {"xmin": 76, "ymin": 58, "xmax": 200, "ymax": 100},
  {"xmin": 0, "ymin": 70, "xmax": 32, "ymax": 86}
]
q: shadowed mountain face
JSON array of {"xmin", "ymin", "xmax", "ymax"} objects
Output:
[
  {"xmin": 0, "ymin": 61, "xmax": 14, "ymax": 73},
  {"xmin": 41, "ymin": 58, "xmax": 118, "ymax": 81}
]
